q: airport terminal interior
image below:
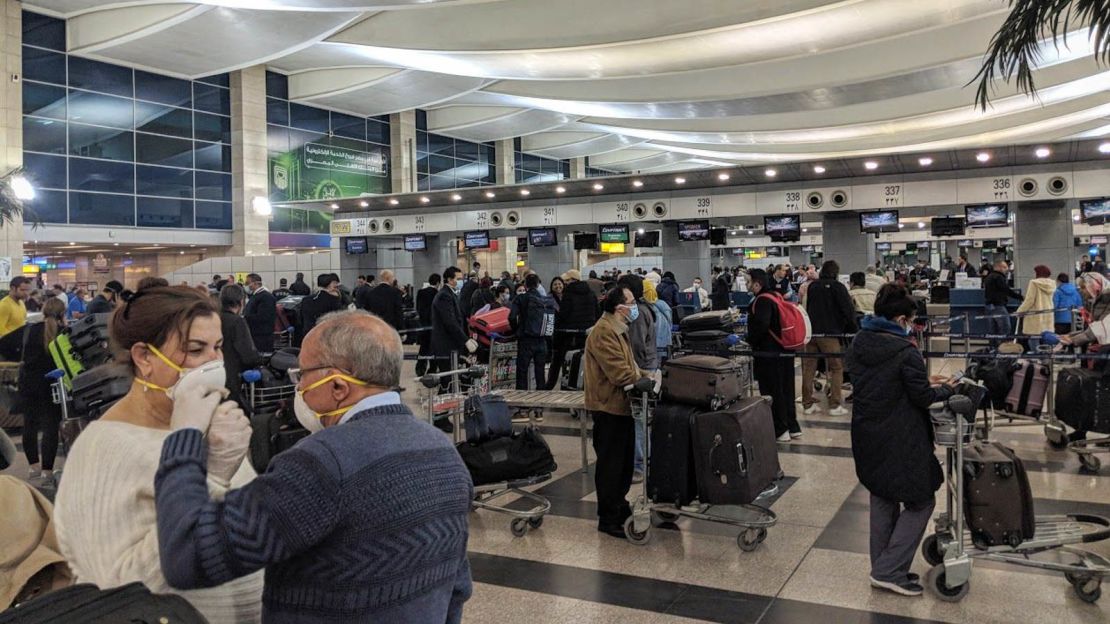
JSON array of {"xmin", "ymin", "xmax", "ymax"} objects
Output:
[{"xmin": 1, "ymin": 1, "xmax": 1110, "ymax": 623}]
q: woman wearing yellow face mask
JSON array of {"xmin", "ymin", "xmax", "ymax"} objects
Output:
[{"xmin": 53, "ymin": 284, "xmax": 263, "ymax": 623}]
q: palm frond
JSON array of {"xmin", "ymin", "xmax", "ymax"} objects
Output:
[
  {"xmin": 0, "ymin": 167, "xmax": 28, "ymax": 229},
  {"xmin": 972, "ymin": 0, "xmax": 1110, "ymax": 110}
]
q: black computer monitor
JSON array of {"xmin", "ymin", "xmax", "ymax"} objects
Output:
[
  {"xmin": 1081, "ymin": 198, "xmax": 1110, "ymax": 226},
  {"xmin": 344, "ymin": 237, "xmax": 368, "ymax": 254},
  {"xmin": 876, "ymin": 242, "xmax": 892, "ymax": 251},
  {"xmin": 965, "ymin": 204, "xmax": 1009, "ymax": 228},
  {"xmin": 528, "ymin": 227, "xmax": 557, "ymax": 247},
  {"xmin": 573, "ymin": 233, "xmax": 598, "ymax": 250},
  {"xmin": 709, "ymin": 228, "xmax": 728, "ymax": 245},
  {"xmin": 463, "ymin": 230, "xmax": 490, "ymax": 249},
  {"xmin": 931, "ymin": 216, "xmax": 966, "ymax": 237},
  {"xmin": 676, "ymin": 220, "xmax": 710, "ymax": 242},
  {"xmin": 599, "ymin": 224, "xmax": 630, "ymax": 244},
  {"xmin": 635, "ymin": 229, "xmax": 661, "ymax": 247},
  {"xmin": 764, "ymin": 215, "xmax": 801, "ymax": 241},
  {"xmin": 402, "ymin": 234, "xmax": 426, "ymax": 252},
  {"xmin": 859, "ymin": 210, "xmax": 900, "ymax": 233}
]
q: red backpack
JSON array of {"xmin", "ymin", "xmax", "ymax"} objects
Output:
[{"xmin": 756, "ymin": 292, "xmax": 812, "ymax": 350}]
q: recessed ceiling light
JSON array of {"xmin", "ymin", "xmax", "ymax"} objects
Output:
[
  {"xmin": 1035, "ymin": 147, "xmax": 1051, "ymax": 158},
  {"xmin": 675, "ymin": 177, "xmax": 686, "ymax": 184},
  {"xmin": 359, "ymin": 200, "xmax": 369, "ymax": 208},
  {"xmin": 451, "ymin": 193, "xmax": 462, "ymax": 201},
  {"xmin": 918, "ymin": 222, "xmax": 926, "ymax": 229},
  {"xmin": 976, "ymin": 152, "xmax": 991, "ymax": 162},
  {"xmin": 189, "ymin": 244, "xmax": 195, "ymax": 247},
  {"xmin": 764, "ymin": 169, "xmax": 776, "ymax": 178},
  {"xmin": 329, "ymin": 203, "xmax": 339, "ymax": 210},
  {"xmin": 898, "ymin": 223, "xmax": 905, "ymax": 229},
  {"xmin": 1100, "ymin": 142, "xmax": 1110, "ymax": 154},
  {"xmin": 1073, "ymin": 214, "xmax": 1081, "ymax": 222},
  {"xmin": 802, "ymin": 228, "xmax": 808, "ymax": 233},
  {"xmin": 747, "ymin": 230, "xmax": 753, "ymax": 235},
  {"xmin": 389, "ymin": 198, "xmax": 399, "ymax": 205},
  {"xmin": 637, "ymin": 228, "xmax": 645, "ymax": 234},
  {"xmin": 420, "ymin": 196, "xmax": 430, "ymax": 203},
  {"xmin": 918, "ymin": 157, "xmax": 934, "ymax": 166},
  {"xmin": 730, "ymin": 230, "xmax": 737, "ymax": 235},
  {"xmin": 864, "ymin": 161, "xmax": 879, "ymax": 170},
  {"xmin": 813, "ymin": 165, "xmax": 826, "ymax": 174},
  {"xmin": 556, "ymin": 186, "xmax": 566, "ymax": 193},
  {"xmin": 113, "ymin": 242, "xmax": 119, "ymax": 246},
  {"xmin": 718, "ymin": 172, "xmax": 730, "ymax": 181},
  {"xmin": 179, "ymin": 251, "xmax": 184, "ymax": 255},
  {"xmin": 68, "ymin": 242, "xmax": 75, "ymax": 245},
  {"xmin": 520, "ymin": 189, "xmax": 530, "ymax": 196},
  {"xmin": 593, "ymin": 183, "xmax": 604, "ymax": 191},
  {"xmin": 632, "ymin": 180, "xmax": 643, "ymax": 187},
  {"xmin": 486, "ymin": 191, "xmax": 496, "ymax": 198}
]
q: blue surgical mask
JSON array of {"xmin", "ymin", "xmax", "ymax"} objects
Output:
[{"xmin": 626, "ymin": 304, "xmax": 640, "ymax": 322}]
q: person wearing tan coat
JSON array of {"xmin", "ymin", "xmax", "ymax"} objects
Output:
[
  {"xmin": 0, "ymin": 474, "xmax": 73, "ymax": 609},
  {"xmin": 1016, "ymin": 265, "xmax": 1057, "ymax": 347},
  {"xmin": 584, "ymin": 286, "xmax": 653, "ymax": 538}
]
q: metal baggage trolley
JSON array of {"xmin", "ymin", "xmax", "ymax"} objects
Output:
[
  {"xmin": 922, "ymin": 382, "xmax": 1110, "ymax": 603},
  {"xmin": 623, "ymin": 390, "xmax": 778, "ymax": 551},
  {"xmin": 418, "ymin": 363, "xmax": 552, "ymax": 538},
  {"xmin": 242, "ymin": 368, "xmax": 296, "ymax": 414}
]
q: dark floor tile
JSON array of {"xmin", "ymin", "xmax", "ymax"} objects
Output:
[{"xmin": 759, "ymin": 597, "xmax": 944, "ymax": 624}]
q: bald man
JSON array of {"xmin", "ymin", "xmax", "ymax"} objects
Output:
[
  {"xmin": 358, "ymin": 269, "xmax": 405, "ymax": 330},
  {"xmin": 153, "ymin": 310, "xmax": 474, "ymax": 622}
]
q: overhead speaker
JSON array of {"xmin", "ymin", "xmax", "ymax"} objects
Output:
[
  {"xmin": 490, "ymin": 211, "xmax": 504, "ymax": 227},
  {"xmin": 830, "ymin": 190, "xmax": 848, "ymax": 208},
  {"xmin": 806, "ymin": 192, "xmax": 824, "ymax": 210},
  {"xmin": 381, "ymin": 218, "xmax": 394, "ymax": 233},
  {"xmin": 632, "ymin": 202, "xmax": 648, "ymax": 219},
  {"xmin": 1018, "ymin": 178, "xmax": 1038, "ymax": 197},
  {"xmin": 652, "ymin": 201, "xmax": 668, "ymax": 218},
  {"xmin": 505, "ymin": 210, "xmax": 520, "ymax": 227},
  {"xmin": 1046, "ymin": 175, "xmax": 1068, "ymax": 196},
  {"xmin": 368, "ymin": 219, "xmax": 379, "ymax": 234}
]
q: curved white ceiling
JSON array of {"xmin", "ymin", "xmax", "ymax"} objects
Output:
[{"xmin": 23, "ymin": 0, "xmax": 1110, "ymax": 173}]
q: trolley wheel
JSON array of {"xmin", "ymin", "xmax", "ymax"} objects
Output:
[
  {"xmin": 921, "ymin": 534, "xmax": 944, "ymax": 567},
  {"xmin": 510, "ymin": 518, "xmax": 530, "ymax": 538},
  {"xmin": 528, "ymin": 516, "xmax": 544, "ymax": 530},
  {"xmin": 623, "ymin": 517, "xmax": 651, "ymax": 545},
  {"xmin": 925, "ymin": 563, "xmax": 970, "ymax": 602},
  {"xmin": 1045, "ymin": 425, "xmax": 1068, "ymax": 449},
  {"xmin": 1072, "ymin": 577, "xmax": 1101, "ymax": 604},
  {"xmin": 1078, "ymin": 453, "xmax": 1102, "ymax": 473},
  {"xmin": 653, "ymin": 510, "xmax": 681, "ymax": 524},
  {"xmin": 738, "ymin": 528, "xmax": 765, "ymax": 552}
]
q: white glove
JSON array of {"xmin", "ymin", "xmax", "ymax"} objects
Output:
[
  {"xmin": 652, "ymin": 371, "xmax": 663, "ymax": 395},
  {"xmin": 466, "ymin": 339, "xmax": 479, "ymax": 353},
  {"xmin": 206, "ymin": 401, "xmax": 252, "ymax": 487},
  {"xmin": 170, "ymin": 378, "xmax": 225, "ymax": 433}
]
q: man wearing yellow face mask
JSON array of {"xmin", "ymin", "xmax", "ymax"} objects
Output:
[{"xmin": 152, "ymin": 309, "xmax": 475, "ymax": 623}]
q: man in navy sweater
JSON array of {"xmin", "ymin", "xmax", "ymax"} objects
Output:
[{"xmin": 154, "ymin": 310, "xmax": 473, "ymax": 623}]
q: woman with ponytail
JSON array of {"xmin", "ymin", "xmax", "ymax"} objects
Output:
[{"xmin": 18, "ymin": 297, "xmax": 67, "ymax": 485}]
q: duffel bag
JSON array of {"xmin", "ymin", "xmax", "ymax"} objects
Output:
[
  {"xmin": 0, "ymin": 582, "xmax": 206, "ymax": 624},
  {"xmin": 463, "ymin": 394, "xmax": 512, "ymax": 443},
  {"xmin": 966, "ymin": 357, "xmax": 1014, "ymax": 409},
  {"xmin": 456, "ymin": 427, "xmax": 557, "ymax": 485}
]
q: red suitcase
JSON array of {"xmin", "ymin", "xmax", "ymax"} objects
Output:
[
  {"xmin": 469, "ymin": 306, "xmax": 512, "ymax": 346},
  {"xmin": 1003, "ymin": 359, "xmax": 1050, "ymax": 417}
]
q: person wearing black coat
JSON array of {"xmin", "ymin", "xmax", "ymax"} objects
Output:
[
  {"xmin": 656, "ymin": 272, "xmax": 679, "ymax": 308},
  {"xmin": 801, "ymin": 261, "xmax": 858, "ymax": 416},
  {"xmin": 747, "ymin": 269, "xmax": 800, "ymax": 440},
  {"xmin": 710, "ymin": 271, "xmax": 731, "ymax": 310},
  {"xmin": 288, "ymin": 273, "xmax": 311, "ymax": 296},
  {"xmin": 295, "ymin": 274, "xmax": 343, "ymax": 347},
  {"xmin": 415, "ymin": 274, "xmax": 441, "ymax": 376},
  {"xmin": 431, "ymin": 267, "xmax": 474, "ymax": 373},
  {"xmin": 358, "ymin": 270, "xmax": 404, "ymax": 330},
  {"xmin": 846, "ymin": 284, "xmax": 956, "ymax": 597},
  {"xmin": 86, "ymin": 280, "xmax": 123, "ymax": 315},
  {"xmin": 458, "ymin": 274, "xmax": 479, "ymax": 317},
  {"xmin": 243, "ymin": 273, "xmax": 277, "ymax": 353},
  {"xmin": 546, "ymin": 271, "xmax": 599, "ymax": 389},
  {"xmin": 218, "ymin": 284, "xmax": 262, "ymax": 411},
  {"xmin": 18, "ymin": 298, "xmax": 66, "ymax": 484}
]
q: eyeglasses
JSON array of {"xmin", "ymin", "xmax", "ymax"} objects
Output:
[{"xmin": 288, "ymin": 365, "xmax": 337, "ymax": 385}]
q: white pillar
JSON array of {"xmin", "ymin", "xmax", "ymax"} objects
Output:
[
  {"xmin": 495, "ymin": 139, "xmax": 515, "ymax": 185},
  {"xmin": 389, "ymin": 110, "xmax": 417, "ymax": 193},
  {"xmin": 229, "ymin": 66, "xmax": 270, "ymax": 256},
  {"xmin": 0, "ymin": 1, "xmax": 23, "ymax": 270}
]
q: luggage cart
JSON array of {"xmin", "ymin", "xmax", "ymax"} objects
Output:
[
  {"xmin": 48, "ymin": 369, "xmax": 81, "ymax": 456},
  {"xmin": 242, "ymin": 368, "xmax": 296, "ymax": 415},
  {"xmin": 922, "ymin": 383, "xmax": 1110, "ymax": 603},
  {"xmin": 418, "ymin": 364, "xmax": 552, "ymax": 537},
  {"xmin": 623, "ymin": 391, "xmax": 778, "ymax": 551}
]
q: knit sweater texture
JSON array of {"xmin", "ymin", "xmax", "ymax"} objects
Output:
[{"xmin": 154, "ymin": 402, "xmax": 474, "ymax": 623}]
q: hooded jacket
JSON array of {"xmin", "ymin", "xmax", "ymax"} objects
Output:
[
  {"xmin": 846, "ymin": 316, "xmax": 954, "ymax": 504},
  {"xmin": 557, "ymin": 280, "xmax": 600, "ymax": 331},
  {"xmin": 1015, "ymin": 277, "xmax": 1056, "ymax": 335},
  {"xmin": 804, "ymin": 278, "xmax": 858, "ymax": 335},
  {"xmin": 656, "ymin": 276, "xmax": 679, "ymax": 308},
  {"xmin": 583, "ymin": 312, "xmax": 647, "ymax": 416},
  {"xmin": 1053, "ymin": 282, "xmax": 1083, "ymax": 325}
]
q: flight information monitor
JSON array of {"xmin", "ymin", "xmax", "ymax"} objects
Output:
[
  {"xmin": 463, "ymin": 230, "xmax": 490, "ymax": 249},
  {"xmin": 676, "ymin": 220, "xmax": 710, "ymax": 242},
  {"xmin": 859, "ymin": 210, "xmax": 900, "ymax": 233},
  {"xmin": 599, "ymin": 224, "xmax": 630, "ymax": 244},
  {"xmin": 402, "ymin": 234, "xmax": 426, "ymax": 252},
  {"xmin": 965, "ymin": 204, "xmax": 1009, "ymax": 228},
  {"xmin": 764, "ymin": 215, "xmax": 801, "ymax": 241}
]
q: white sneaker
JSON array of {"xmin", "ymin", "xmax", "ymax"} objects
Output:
[
  {"xmin": 790, "ymin": 431, "xmax": 803, "ymax": 439},
  {"xmin": 803, "ymin": 404, "xmax": 820, "ymax": 415},
  {"xmin": 777, "ymin": 432, "xmax": 792, "ymax": 442},
  {"xmin": 828, "ymin": 406, "xmax": 849, "ymax": 417}
]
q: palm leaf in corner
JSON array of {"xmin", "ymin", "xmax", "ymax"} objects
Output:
[{"xmin": 0, "ymin": 167, "xmax": 37, "ymax": 228}]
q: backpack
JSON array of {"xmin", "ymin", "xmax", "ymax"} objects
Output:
[
  {"xmin": 47, "ymin": 331, "xmax": 84, "ymax": 390},
  {"xmin": 757, "ymin": 292, "xmax": 811, "ymax": 350},
  {"xmin": 522, "ymin": 292, "xmax": 557, "ymax": 338}
]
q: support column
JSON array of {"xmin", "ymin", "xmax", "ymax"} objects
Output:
[
  {"xmin": 495, "ymin": 139, "xmax": 515, "ymax": 185},
  {"xmin": 526, "ymin": 226, "xmax": 576, "ymax": 281},
  {"xmin": 1, "ymin": 1, "xmax": 23, "ymax": 271},
  {"xmin": 1012, "ymin": 200, "xmax": 1074, "ymax": 288},
  {"xmin": 229, "ymin": 66, "xmax": 270, "ymax": 256},
  {"xmin": 568, "ymin": 157, "xmax": 587, "ymax": 180},
  {"xmin": 389, "ymin": 110, "xmax": 416, "ymax": 193},
  {"xmin": 662, "ymin": 226, "xmax": 710, "ymax": 286},
  {"xmin": 821, "ymin": 212, "xmax": 875, "ymax": 275},
  {"xmin": 412, "ymin": 235, "xmax": 460, "ymax": 285}
]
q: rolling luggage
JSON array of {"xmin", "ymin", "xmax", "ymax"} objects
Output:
[
  {"xmin": 963, "ymin": 441, "xmax": 1035, "ymax": 549},
  {"xmin": 680, "ymin": 309, "xmax": 740, "ymax": 334},
  {"xmin": 469, "ymin": 306, "xmax": 512, "ymax": 346},
  {"xmin": 463, "ymin": 394, "xmax": 512, "ymax": 443},
  {"xmin": 70, "ymin": 365, "xmax": 131, "ymax": 418},
  {"xmin": 661, "ymin": 355, "xmax": 746, "ymax": 409},
  {"xmin": 249, "ymin": 403, "xmax": 308, "ymax": 473},
  {"xmin": 680, "ymin": 330, "xmax": 744, "ymax": 357},
  {"xmin": 690, "ymin": 397, "xmax": 781, "ymax": 505},
  {"xmin": 0, "ymin": 582, "xmax": 207, "ymax": 624},
  {"xmin": 560, "ymin": 349, "xmax": 584, "ymax": 391},
  {"xmin": 647, "ymin": 402, "xmax": 699, "ymax": 507},
  {"xmin": 1003, "ymin": 360, "xmax": 1050, "ymax": 417},
  {"xmin": 967, "ymin": 356, "xmax": 1014, "ymax": 409},
  {"xmin": 68, "ymin": 313, "xmax": 112, "ymax": 367},
  {"xmin": 456, "ymin": 427, "xmax": 557, "ymax": 485},
  {"xmin": 1055, "ymin": 368, "xmax": 1110, "ymax": 434},
  {"xmin": 930, "ymin": 285, "xmax": 951, "ymax": 304},
  {"xmin": 47, "ymin": 332, "xmax": 84, "ymax": 390}
]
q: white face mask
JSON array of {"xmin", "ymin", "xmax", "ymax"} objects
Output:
[
  {"xmin": 293, "ymin": 392, "xmax": 325, "ymax": 433},
  {"xmin": 136, "ymin": 348, "xmax": 226, "ymax": 400}
]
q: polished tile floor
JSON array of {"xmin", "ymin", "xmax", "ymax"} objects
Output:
[{"xmin": 4, "ymin": 355, "xmax": 1109, "ymax": 623}]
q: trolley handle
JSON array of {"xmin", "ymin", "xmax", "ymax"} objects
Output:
[
  {"xmin": 242, "ymin": 369, "xmax": 263, "ymax": 384},
  {"xmin": 419, "ymin": 365, "xmax": 487, "ymax": 389},
  {"xmin": 45, "ymin": 369, "xmax": 65, "ymax": 381}
]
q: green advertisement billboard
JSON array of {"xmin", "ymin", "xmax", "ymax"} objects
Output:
[{"xmin": 269, "ymin": 136, "xmax": 390, "ymax": 202}]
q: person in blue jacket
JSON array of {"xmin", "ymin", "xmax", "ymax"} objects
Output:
[{"xmin": 1054, "ymin": 273, "xmax": 1084, "ymax": 335}]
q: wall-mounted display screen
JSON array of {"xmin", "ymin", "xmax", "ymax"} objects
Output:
[
  {"xmin": 402, "ymin": 234, "xmax": 426, "ymax": 252},
  {"xmin": 957, "ymin": 239, "xmax": 973, "ymax": 247},
  {"xmin": 965, "ymin": 203, "xmax": 1009, "ymax": 228},
  {"xmin": 801, "ymin": 245, "xmax": 816, "ymax": 252},
  {"xmin": 876, "ymin": 242, "xmax": 892, "ymax": 251},
  {"xmin": 573, "ymin": 233, "xmax": 598, "ymax": 250},
  {"xmin": 1000, "ymin": 238, "xmax": 1014, "ymax": 246},
  {"xmin": 517, "ymin": 237, "xmax": 528, "ymax": 252},
  {"xmin": 981, "ymin": 239, "xmax": 998, "ymax": 250},
  {"xmin": 931, "ymin": 216, "xmax": 966, "ymax": 237},
  {"xmin": 528, "ymin": 227, "xmax": 557, "ymax": 247},
  {"xmin": 859, "ymin": 210, "xmax": 900, "ymax": 233},
  {"xmin": 634, "ymin": 229, "xmax": 660, "ymax": 247},
  {"xmin": 1091, "ymin": 235, "xmax": 1108, "ymax": 245},
  {"xmin": 765, "ymin": 246, "xmax": 784, "ymax": 256},
  {"xmin": 905, "ymin": 243, "xmax": 918, "ymax": 251},
  {"xmin": 764, "ymin": 215, "xmax": 801, "ymax": 241},
  {"xmin": 599, "ymin": 224, "xmax": 630, "ymax": 244},
  {"xmin": 1081, "ymin": 198, "xmax": 1110, "ymax": 225},
  {"xmin": 463, "ymin": 230, "xmax": 490, "ymax": 249},
  {"xmin": 709, "ymin": 228, "xmax": 728, "ymax": 245},
  {"xmin": 677, "ymin": 220, "xmax": 710, "ymax": 242},
  {"xmin": 344, "ymin": 237, "xmax": 368, "ymax": 254}
]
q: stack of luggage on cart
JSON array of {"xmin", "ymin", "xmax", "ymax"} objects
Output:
[
  {"xmin": 965, "ymin": 347, "xmax": 1051, "ymax": 418},
  {"xmin": 47, "ymin": 314, "xmax": 132, "ymax": 447},
  {"xmin": 455, "ymin": 394, "xmax": 556, "ymax": 486},
  {"xmin": 246, "ymin": 347, "xmax": 307, "ymax": 472},
  {"xmin": 675, "ymin": 309, "xmax": 749, "ymax": 359}
]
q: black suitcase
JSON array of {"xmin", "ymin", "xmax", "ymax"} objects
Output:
[
  {"xmin": 463, "ymin": 394, "xmax": 512, "ymax": 443},
  {"xmin": 647, "ymin": 402, "xmax": 699, "ymax": 507},
  {"xmin": 0, "ymin": 582, "xmax": 207, "ymax": 624},
  {"xmin": 456, "ymin": 427, "xmax": 557, "ymax": 485},
  {"xmin": 967, "ymin": 356, "xmax": 1014, "ymax": 409},
  {"xmin": 963, "ymin": 441, "xmax": 1035, "ymax": 549},
  {"xmin": 681, "ymin": 330, "xmax": 744, "ymax": 357},
  {"xmin": 560, "ymin": 349, "xmax": 584, "ymax": 391},
  {"xmin": 249, "ymin": 403, "xmax": 308, "ymax": 473},
  {"xmin": 680, "ymin": 309, "xmax": 740, "ymax": 334},
  {"xmin": 71, "ymin": 365, "xmax": 131, "ymax": 417},
  {"xmin": 1055, "ymin": 367, "xmax": 1110, "ymax": 434},
  {"xmin": 68, "ymin": 313, "xmax": 111, "ymax": 351},
  {"xmin": 661, "ymin": 355, "xmax": 746, "ymax": 409},
  {"xmin": 930, "ymin": 285, "xmax": 950, "ymax": 304},
  {"xmin": 690, "ymin": 397, "xmax": 780, "ymax": 505}
]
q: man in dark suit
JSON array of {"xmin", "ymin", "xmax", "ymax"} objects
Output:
[
  {"xmin": 243, "ymin": 273, "xmax": 278, "ymax": 353},
  {"xmin": 289, "ymin": 272, "xmax": 311, "ymax": 296},
  {"xmin": 86, "ymin": 280, "xmax": 123, "ymax": 315},
  {"xmin": 359, "ymin": 270, "xmax": 404, "ymax": 330},
  {"xmin": 352, "ymin": 275, "xmax": 371, "ymax": 309},
  {"xmin": 415, "ymin": 274, "xmax": 441, "ymax": 376},
  {"xmin": 431, "ymin": 267, "xmax": 475, "ymax": 377}
]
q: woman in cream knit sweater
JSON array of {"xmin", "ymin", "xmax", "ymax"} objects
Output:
[{"xmin": 54, "ymin": 285, "xmax": 263, "ymax": 623}]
